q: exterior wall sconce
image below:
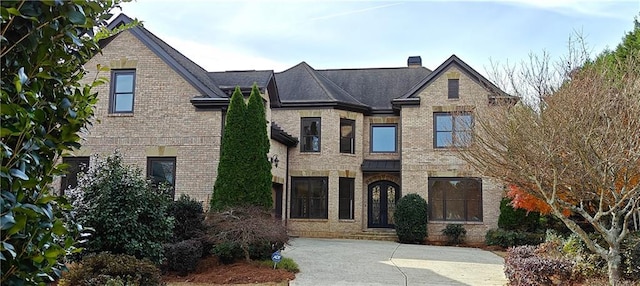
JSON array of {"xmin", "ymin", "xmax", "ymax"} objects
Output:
[{"xmin": 270, "ymin": 155, "xmax": 279, "ymax": 168}]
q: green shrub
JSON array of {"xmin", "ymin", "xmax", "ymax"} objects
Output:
[
  {"xmin": 58, "ymin": 253, "xmax": 164, "ymax": 286},
  {"xmin": 212, "ymin": 242, "xmax": 243, "ymax": 264},
  {"xmin": 622, "ymin": 231, "xmax": 640, "ymax": 281},
  {"xmin": 485, "ymin": 229, "xmax": 544, "ymax": 248},
  {"xmin": 543, "ymin": 231, "xmax": 606, "ymax": 279},
  {"xmin": 69, "ymin": 153, "xmax": 174, "ymax": 264},
  {"xmin": 394, "ymin": 194, "xmax": 428, "ymax": 244},
  {"xmin": 257, "ymin": 257, "xmax": 300, "ymax": 273},
  {"xmin": 169, "ymin": 194, "xmax": 205, "ymax": 242},
  {"xmin": 163, "ymin": 239, "xmax": 203, "ymax": 276},
  {"xmin": 442, "ymin": 224, "xmax": 467, "ymax": 245},
  {"xmin": 498, "ymin": 197, "xmax": 541, "ymax": 232}
]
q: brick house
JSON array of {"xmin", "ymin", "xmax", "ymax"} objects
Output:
[{"xmin": 60, "ymin": 14, "xmax": 515, "ymax": 243}]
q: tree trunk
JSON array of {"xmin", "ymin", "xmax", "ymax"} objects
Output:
[{"xmin": 607, "ymin": 246, "xmax": 622, "ymax": 286}]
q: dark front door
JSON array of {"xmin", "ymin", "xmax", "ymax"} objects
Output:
[{"xmin": 368, "ymin": 181, "xmax": 400, "ymax": 228}]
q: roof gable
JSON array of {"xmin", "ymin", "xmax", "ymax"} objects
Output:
[
  {"xmin": 105, "ymin": 14, "xmax": 226, "ymax": 99},
  {"xmin": 398, "ymin": 55, "xmax": 510, "ymax": 100},
  {"xmin": 275, "ymin": 62, "xmax": 369, "ymax": 112}
]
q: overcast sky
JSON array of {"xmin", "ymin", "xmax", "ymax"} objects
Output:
[{"xmin": 116, "ymin": 0, "xmax": 639, "ymax": 75}]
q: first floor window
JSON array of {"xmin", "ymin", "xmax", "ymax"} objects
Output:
[
  {"xmin": 301, "ymin": 117, "xmax": 321, "ymax": 152},
  {"xmin": 291, "ymin": 177, "xmax": 328, "ymax": 219},
  {"xmin": 110, "ymin": 69, "xmax": 136, "ymax": 113},
  {"xmin": 428, "ymin": 177, "xmax": 482, "ymax": 221},
  {"xmin": 339, "ymin": 177, "xmax": 354, "ymax": 219},
  {"xmin": 60, "ymin": 156, "xmax": 90, "ymax": 195},
  {"xmin": 147, "ymin": 157, "xmax": 176, "ymax": 197},
  {"xmin": 434, "ymin": 112, "xmax": 473, "ymax": 148}
]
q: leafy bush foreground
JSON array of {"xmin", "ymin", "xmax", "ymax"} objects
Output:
[
  {"xmin": 395, "ymin": 194, "xmax": 428, "ymax": 244},
  {"xmin": 68, "ymin": 152, "xmax": 174, "ymax": 264}
]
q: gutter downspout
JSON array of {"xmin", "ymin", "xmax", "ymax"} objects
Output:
[{"xmin": 284, "ymin": 146, "xmax": 290, "ymax": 228}]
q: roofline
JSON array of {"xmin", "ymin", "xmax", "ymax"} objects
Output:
[
  {"xmin": 190, "ymin": 97, "xmax": 230, "ymax": 109},
  {"xmin": 279, "ymin": 101, "xmax": 370, "ymax": 113},
  {"xmin": 271, "ymin": 124, "xmax": 298, "ymax": 147},
  {"xmin": 400, "ymin": 54, "xmax": 513, "ymax": 99},
  {"xmin": 105, "ymin": 14, "xmax": 226, "ymax": 99},
  {"xmin": 391, "ymin": 97, "xmax": 421, "ymax": 106},
  {"xmin": 317, "ymin": 66, "xmax": 433, "ymax": 73}
]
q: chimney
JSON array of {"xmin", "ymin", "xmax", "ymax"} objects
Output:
[{"xmin": 407, "ymin": 56, "xmax": 422, "ymax": 68}]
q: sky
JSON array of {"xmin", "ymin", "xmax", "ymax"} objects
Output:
[{"xmin": 116, "ymin": 0, "xmax": 639, "ymax": 76}]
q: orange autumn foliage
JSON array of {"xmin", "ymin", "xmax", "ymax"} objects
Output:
[{"xmin": 506, "ymin": 185, "xmax": 571, "ymax": 216}]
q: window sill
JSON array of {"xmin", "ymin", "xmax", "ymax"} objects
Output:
[
  {"xmin": 108, "ymin": 113, "xmax": 134, "ymax": 117},
  {"xmin": 299, "ymin": 152, "xmax": 322, "ymax": 155},
  {"xmin": 338, "ymin": 219, "xmax": 356, "ymax": 223},
  {"xmin": 339, "ymin": 153, "xmax": 357, "ymax": 157},
  {"xmin": 288, "ymin": 218, "xmax": 328, "ymax": 223},
  {"xmin": 428, "ymin": 220, "xmax": 484, "ymax": 225}
]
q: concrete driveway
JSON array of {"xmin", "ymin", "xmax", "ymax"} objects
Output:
[{"xmin": 282, "ymin": 238, "xmax": 507, "ymax": 286}]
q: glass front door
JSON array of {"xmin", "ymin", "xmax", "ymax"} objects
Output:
[{"xmin": 368, "ymin": 181, "xmax": 400, "ymax": 228}]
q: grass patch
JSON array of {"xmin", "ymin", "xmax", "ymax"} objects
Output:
[{"xmin": 257, "ymin": 257, "xmax": 300, "ymax": 273}]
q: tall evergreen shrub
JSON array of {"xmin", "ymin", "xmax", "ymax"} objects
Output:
[
  {"xmin": 245, "ymin": 84, "xmax": 272, "ymax": 208},
  {"xmin": 395, "ymin": 193, "xmax": 428, "ymax": 244},
  {"xmin": 211, "ymin": 87, "xmax": 249, "ymax": 210}
]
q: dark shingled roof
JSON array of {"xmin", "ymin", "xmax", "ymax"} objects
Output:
[
  {"xmin": 106, "ymin": 14, "xmax": 226, "ymax": 99},
  {"xmin": 275, "ymin": 62, "xmax": 368, "ymax": 112},
  {"xmin": 361, "ymin": 160, "xmax": 401, "ymax": 172},
  {"xmin": 209, "ymin": 70, "xmax": 274, "ymax": 90},
  {"xmin": 317, "ymin": 67, "xmax": 431, "ymax": 111}
]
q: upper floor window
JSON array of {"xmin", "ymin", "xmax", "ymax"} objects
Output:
[
  {"xmin": 448, "ymin": 79, "xmax": 459, "ymax": 99},
  {"xmin": 428, "ymin": 177, "xmax": 482, "ymax": 222},
  {"xmin": 110, "ymin": 70, "xmax": 136, "ymax": 113},
  {"xmin": 60, "ymin": 156, "xmax": 90, "ymax": 195},
  {"xmin": 340, "ymin": 119, "xmax": 355, "ymax": 154},
  {"xmin": 371, "ymin": 124, "xmax": 397, "ymax": 153},
  {"xmin": 301, "ymin": 117, "xmax": 321, "ymax": 152},
  {"xmin": 434, "ymin": 113, "xmax": 473, "ymax": 148},
  {"xmin": 147, "ymin": 157, "xmax": 176, "ymax": 197},
  {"xmin": 291, "ymin": 177, "xmax": 328, "ymax": 219}
]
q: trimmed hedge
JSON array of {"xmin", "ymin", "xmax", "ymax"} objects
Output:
[
  {"xmin": 485, "ymin": 228, "xmax": 544, "ymax": 248},
  {"xmin": 58, "ymin": 253, "xmax": 164, "ymax": 286},
  {"xmin": 169, "ymin": 194, "xmax": 205, "ymax": 243},
  {"xmin": 395, "ymin": 194, "xmax": 428, "ymax": 244},
  {"xmin": 163, "ymin": 239, "xmax": 203, "ymax": 276}
]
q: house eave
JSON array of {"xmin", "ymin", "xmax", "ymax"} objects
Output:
[
  {"xmin": 190, "ymin": 97, "xmax": 230, "ymax": 109},
  {"xmin": 280, "ymin": 101, "xmax": 369, "ymax": 113}
]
